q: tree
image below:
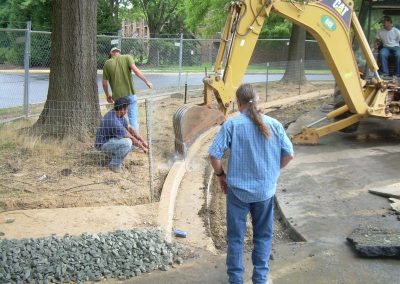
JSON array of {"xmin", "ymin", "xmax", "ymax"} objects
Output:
[
  {"xmin": 136, "ymin": 0, "xmax": 183, "ymax": 36},
  {"xmin": 281, "ymin": 24, "xmax": 307, "ymax": 84},
  {"xmin": 97, "ymin": 0, "xmax": 133, "ymax": 34},
  {"xmin": 1, "ymin": 0, "xmax": 51, "ymax": 29},
  {"xmin": 128, "ymin": 0, "xmax": 184, "ymax": 65},
  {"xmin": 33, "ymin": 0, "xmax": 100, "ymax": 141},
  {"xmin": 183, "ymin": 0, "xmax": 291, "ymax": 38}
]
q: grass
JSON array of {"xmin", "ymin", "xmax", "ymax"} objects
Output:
[{"xmin": 0, "ymin": 141, "xmax": 17, "ymax": 153}]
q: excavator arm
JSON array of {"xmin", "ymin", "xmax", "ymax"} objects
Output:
[
  {"xmin": 205, "ymin": 0, "xmax": 377, "ymax": 113},
  {"xmin": 174, "ymin": 0, "xmax": 399, "ymax": 153}
]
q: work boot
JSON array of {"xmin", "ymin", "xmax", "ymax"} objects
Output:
[{"xmin": 109, "ymin": 165, "xmax": 123, "ymax": 173}]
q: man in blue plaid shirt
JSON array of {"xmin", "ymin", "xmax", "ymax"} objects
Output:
[{"xmin": 209, "ymin": 84, "xmax": 294, "ymax": 284}]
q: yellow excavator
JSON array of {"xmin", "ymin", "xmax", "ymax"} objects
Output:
[{"xmin": 173, "ymin": 0, "xmax": 400, "ymax": 154}]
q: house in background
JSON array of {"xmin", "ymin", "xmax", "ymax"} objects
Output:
[{"xmin": 121, "ymin": 19, "xmax": 149, "ymax": 38}]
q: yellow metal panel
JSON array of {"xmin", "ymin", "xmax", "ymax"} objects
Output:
[{"xmin": 273, "ymin": 0, "xmax": 368, "ymax": 115}]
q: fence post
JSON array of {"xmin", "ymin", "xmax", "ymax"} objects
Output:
[
  {"xmin": 184, "ymin": 72, "xmax": 188, "ymax": 104},
  {"xmin": 23, "ymin": 21, "xmax": 31, "ymax": 118},
  {"xmin": 117, "ymin": 29, "xmax": 122, "ymax": 49},
  {"xmin": 145, "ymin": 98, "xmax": 154, "ymax": 202},
  {"xmin": 178, "ymin": 33, "xmax": 183, "ymax": 89},
  {"xmin": 298, "ymin": 58, "xmax": 302, "ymax": 96},
  {"xmin": 266, "ymin": 62, "xmax": 269, "ymax": 102}
]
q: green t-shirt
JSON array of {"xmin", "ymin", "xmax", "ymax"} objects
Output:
[{"xmin": 103, "ymin": 54, "xmax": 135, "ymax": 100}]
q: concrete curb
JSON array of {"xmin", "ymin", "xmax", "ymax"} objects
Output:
[{"xmin": 157, "ymin": 127, "xmax": 218, "ymax": 243}]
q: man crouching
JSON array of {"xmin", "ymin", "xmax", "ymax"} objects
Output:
[{"xmin": 95, "ymin": 97, "xmax": 148, "ymax": 173}]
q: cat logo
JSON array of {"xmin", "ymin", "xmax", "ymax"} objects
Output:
[{"xmin": 332, "ymin": 0, "xmax": 350, "ymax": 17}]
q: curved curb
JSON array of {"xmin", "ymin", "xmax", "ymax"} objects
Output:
[
  {"xmin": 157, "ymin": 127, "xmax": 219, "ymax": 243},
  {"xmin": 274, "ymin": 196, "xmax": 307, "ymax": 242}
]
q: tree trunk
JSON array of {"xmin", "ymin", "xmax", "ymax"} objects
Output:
[
  {"xmin": 109, "ymin": 0, "xmax": 119, "ymax": 27},
  {"xmin": 281, "ymin": 24, "xmax": 307, "ymax": 85},
  {"xmin": 34, "ymin": 0, "xmax": 100, "ymax": 141},
  {"xmin": 147, "ymin": 33, "xmax": 160, "ymax": 66}
]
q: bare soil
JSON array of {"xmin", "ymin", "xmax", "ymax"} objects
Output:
[{"xmin": 0, "ymin": 81, "xmax": 333, "ymax": 213}]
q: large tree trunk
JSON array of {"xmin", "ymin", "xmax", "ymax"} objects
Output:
[
  {"xmin": 34, "ymin": 0, "xmax": 100, "ymax": 141},
  {"xmin": 281, "ymin": 24, "xmax": 307, "ymax": 84}
]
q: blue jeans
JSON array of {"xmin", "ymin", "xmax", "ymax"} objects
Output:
[
  {"xmin": 379, "ymin": 46, "xmax": 400, "ymax": 76},
  {"xmin": 126, "ymin": 94, "xmax": 139, "ymax": 131},
  {"xmin": 101, "ymin": 138, "xmax": 132, "ymax": 168},
  {"xmin": 226, "ymin": 189, "xmax": 274, "ymax": 284}
]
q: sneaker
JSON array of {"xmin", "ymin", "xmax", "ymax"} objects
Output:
[{"xmin": 109, "ymin": 165, "xmax": 122, "ymax": 173}]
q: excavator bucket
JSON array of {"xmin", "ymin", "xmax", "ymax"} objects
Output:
[{"xmin": 173, "ymin": 105, "xmax": 225, "ymax": 155}]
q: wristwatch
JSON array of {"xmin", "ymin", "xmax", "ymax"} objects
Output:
[{"xmin": 215, "ymin": 169, "xmax": 225, "ymax": 177}]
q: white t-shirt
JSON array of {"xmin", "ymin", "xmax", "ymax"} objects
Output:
[{"xmin": 377, "ymin": 27, "xmax": 400, "ymax": 47}]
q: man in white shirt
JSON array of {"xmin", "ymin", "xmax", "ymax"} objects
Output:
[{"xmin": 375, "ymin": 16, "xmax": 400, "ymax": 77}]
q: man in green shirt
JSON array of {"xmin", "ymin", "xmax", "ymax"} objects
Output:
[{"xmin": 102, "ymin": 47, "xmax": 153, "ymax": 131}]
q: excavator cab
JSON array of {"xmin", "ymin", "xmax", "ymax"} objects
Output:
[{"xmin": 357, "ymin": 0, "xmax": 400, "ymax": 77}]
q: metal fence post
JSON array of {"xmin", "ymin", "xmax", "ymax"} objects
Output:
[
  {"xmin": 178, "ymin": 33, "xmax": 183, "ymax": 89},
  {"xmin": 298, "ymin": 58, "xmax": 302, "ymax": 96},
  {"xmin": 266, "ymin": 62, "xmax": 269, "ymax": 102},
  {"xmin": 23, "ymin": 21, "xmax": 31, "ymax": 118},
  {"xmin": 145, "ymin": 98, "xmax": 154, "ymax": 202}
]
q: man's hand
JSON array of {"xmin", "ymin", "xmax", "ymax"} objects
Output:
[
  {"xmin": 132, "ymin": 138, "xmax": 148, "ymax": 154},
  {"xmin": 106, "ymin": 95, "xmax": 114, "ymax": 104},
  {"xmin": 138, "ymin": 142, "xmax": 148, "ymax": 154},
  {"xmin": 145, "ymin": 80, "xmax": 153, "ymax": 89},
  {"xmin": 217, "ymin": 174, "xmax": 227, "ymax": 194},
  {"xmin": 374, "ymin": 39, "xmax": 382, "ymax": 49}
]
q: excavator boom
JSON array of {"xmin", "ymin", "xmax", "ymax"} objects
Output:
[{"xmin": 173, "ymin": 0, "xmax": 400, "ymax": 153}]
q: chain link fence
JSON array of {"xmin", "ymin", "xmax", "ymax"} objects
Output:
[
  {"xmin": 0, "ymin": 25, "xmax": 335, "ymax": 211},
  {"xmin": 0, "ymin": 25, "xmax": 334, "ymax": 120}
]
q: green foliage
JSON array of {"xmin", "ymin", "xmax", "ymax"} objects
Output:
[
  {"xmin": 182, "ymin": 0, "xmax": 291, "ymax": 38},
  {"xmin": 7, "ymin": 0, "xmax": 52, "ymax": 30},
  {"xmin": 0, "ymin": 141, "xmax": 17, "ymax": 153},
  {"xmin": 262, "ymin": 15, "xmax": 291, "ymax": 38},
  {"xmin": 0, "ymin": 0, "xmax": 10, "ymax": 28},
  {"xmin": 30, "ymin": 33, "xmax": 51, "ymax": 67},
  {"xmin": 183, "ymin": 0, "xmax": 210, "ymax": 32},
  {"xmin": 131, "ymin": 0, "xmax": 184, "ymax": 36},
  {"xmin": 183, "ymin": 0, "xmax": 227, "ymax": 37},
  {"xmin": 0, "ymin": 48, "xmax": 7, "ymax": 63},
  {"xmin": 121, "ymin": 38, "xmax": 146, "ymax": 64},
  {"xmin": 155, "ymin": 40, "xmax": 179, "ymax": 65},
  {"xmin": 97, "ymin": 0, "xmax": 120, "ymax": 34}
]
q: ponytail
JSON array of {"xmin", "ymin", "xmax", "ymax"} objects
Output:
[{"xmin": 236, "ymin": 84, "xmax": 270, "ymax": 139}]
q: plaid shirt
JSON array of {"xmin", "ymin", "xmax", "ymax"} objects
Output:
[{"xmin": 209, "ymin": 113, "xmax": 293, "ymax": 203}]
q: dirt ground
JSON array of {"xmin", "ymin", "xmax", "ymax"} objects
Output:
[{"xmin": 0, "ymin": 81, "xmax": 334, "ymax": 213}]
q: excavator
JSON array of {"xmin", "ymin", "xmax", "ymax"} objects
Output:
[{"xmin": 173, "ymin": 0, "xmax": 400, "ymax": 154}]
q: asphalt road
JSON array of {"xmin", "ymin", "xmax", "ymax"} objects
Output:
[{"xmin": 0, "ymin": 72, "xmax": 334, "ymax": 108}]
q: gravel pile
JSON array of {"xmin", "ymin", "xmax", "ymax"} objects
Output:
[{"xmin": 0, "ymin": 229, "xmax": 186, "ymax": 283}]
